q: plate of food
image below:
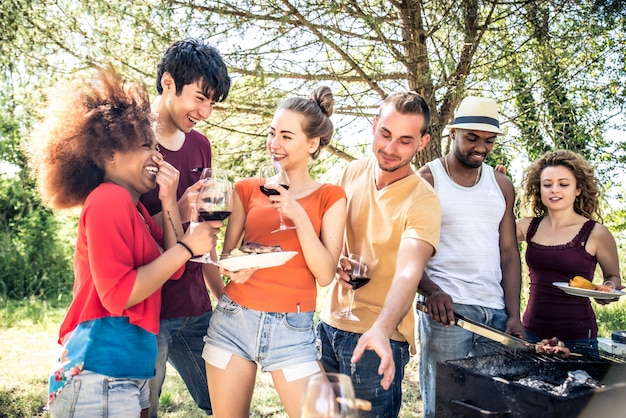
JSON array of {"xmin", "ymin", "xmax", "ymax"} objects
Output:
[
  {"xmin": 553, "ymin": 276, "xmax": 625, "ymax": 299},
  {"xmin": 215, "ymin": 251, "xmax": 298, "ymax": 271},
  {"xmin": 190, "ymin": 241, "xmax": 297, "ymax": 271}
]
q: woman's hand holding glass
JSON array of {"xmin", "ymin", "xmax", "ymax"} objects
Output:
[
  {"xmin": 181, "ymin": 216, "xmax": 222, "ymax": 259},
  {"xmin": 259, "ymin": 163, "xmax": 296, "ymax": 233}
]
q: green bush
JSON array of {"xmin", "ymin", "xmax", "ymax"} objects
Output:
[{"xmin": 0, "ymin": 174, "xmax": 75, "ymax": 299}]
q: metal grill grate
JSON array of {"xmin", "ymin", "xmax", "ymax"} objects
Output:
[
  {"xmin": 435, "ymin": 351, "xmax": 626, "ymax": 417},
  {"xmin": 480, "ymin": 340, "xmax": 626, "ymax": 363}
]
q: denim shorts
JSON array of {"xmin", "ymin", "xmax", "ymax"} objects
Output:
[
  {"xmin": 49, "ymin": 370, "xmax": 149, "ymax": 417},
  {"xmin": 203, "ymin": 294, "xmax": 319, "ymax": 373}
]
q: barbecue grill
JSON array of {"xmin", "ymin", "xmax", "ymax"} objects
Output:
[{"xmin": 435, "ymin": 344, "xmax": 626, "ymax": 417}]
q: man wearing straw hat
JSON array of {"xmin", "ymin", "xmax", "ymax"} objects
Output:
[
  {"xmin": 413, "ymin": 96, "xmax": 526, "ymax": 418},
  {"xmin": 351, "ymin": 96, "xmax": 526, "ymax": 418}
]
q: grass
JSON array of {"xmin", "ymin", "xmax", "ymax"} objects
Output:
[
  {"xmin": 2, "ymin": 296, "xmax": 624, "ymax": 417},
  {"xmin": 0, "ymin": 297, "xmax": 423, "ymax": 417}
]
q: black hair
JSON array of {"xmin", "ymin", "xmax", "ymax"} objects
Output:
[{"xmin": 156, "ymin": 38, "xmax": 231, "ymax": 102}]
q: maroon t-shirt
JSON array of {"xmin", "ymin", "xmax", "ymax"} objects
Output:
[
  {"xmin": 522, "ymin": 218, "xmax": 598, "ymax": 340},
  {"xmin": 140, "ymin": 130, "xmax": 213, "ymax": 319}
]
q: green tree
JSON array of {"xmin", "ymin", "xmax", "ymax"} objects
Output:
[
  {"xmin": 489, "ymin": 1, "xmax": 626, "ymax": 168},
  {"xmin": 1, "ymin": 0, "xmax": 626, "ymax": 299},
  {"xmin": 3, "ymin": 1, "xmax": 625, "ymax": 174}
]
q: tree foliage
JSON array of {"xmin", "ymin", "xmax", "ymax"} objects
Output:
[
  {"xmin": 1, "ymin": 0, "xmax": 625, "ymax": 298},
  {"xmin": 2, "ymin": 0, "xmax": 625, "ymax": 173}
]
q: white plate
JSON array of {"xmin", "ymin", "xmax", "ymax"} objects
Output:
[
  {"xmin": 552, "ymin": 282, "xmax": 625, "ymax": 299},
  {"xmin": 190, "ymin": 251, "xmax": 298, "ymax": 271}
]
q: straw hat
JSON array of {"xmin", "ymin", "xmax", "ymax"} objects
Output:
[{"xmin": 446, "ymin": 96, "xmax": 503, "ymax": 135}]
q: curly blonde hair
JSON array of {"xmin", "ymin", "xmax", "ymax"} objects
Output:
[
  {"xmin": 28, "ymin": 67, "xmax": 154, "ymax": 209},
  {"xmin": 521, "ymin": 149, "xmax": 602, "ymax": 221}
]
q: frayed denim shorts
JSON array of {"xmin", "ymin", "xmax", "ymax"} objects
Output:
[
  {"xmin": 49, "ymin": 370, "xmax": 149, "ymax": 417},
  {"xmin": 203, "ymin": 294, "xmax": 319, "ymax": 374}
]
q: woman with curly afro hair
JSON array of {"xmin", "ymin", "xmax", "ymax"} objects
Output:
[
  {"xmin": 516, "ymin": 149, "xmax": 623, "ymax": 351},
  {"xmin": 29, "ymin": 67, "xmax": 222, "ymax": 417}
]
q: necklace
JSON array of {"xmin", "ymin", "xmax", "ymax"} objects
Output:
[{"xmin": 444, "ymin": 154, "xmax": 481, "ymax": 186}]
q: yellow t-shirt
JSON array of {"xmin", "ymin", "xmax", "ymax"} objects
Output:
[{"xmin": 320, "ymin": 158, "xmax": 441, "ymax": 353}]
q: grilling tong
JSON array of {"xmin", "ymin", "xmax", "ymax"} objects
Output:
[{"xmin": 415, "ymin": 302, "xmax": 581, "ymax": 356}]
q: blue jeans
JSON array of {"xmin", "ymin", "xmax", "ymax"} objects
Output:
[
  {"xmin": 148, "ymin": 311, "xmax": 212, "ymax": 418},
  {"xmin": 49, "ymin": 370, "xmax": 149, "ymax": 417},
  {"xmin": 318, "ymin": 321, "xmax": 410, "ymax": 418},
  {"xmin": 417, "ymin": 303, "xmax": 508, "ymax": 418}
]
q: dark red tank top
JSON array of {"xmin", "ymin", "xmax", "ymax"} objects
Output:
[{"xmin": 522, "ymin": 218, "xmax": 598, "ymax": 340}]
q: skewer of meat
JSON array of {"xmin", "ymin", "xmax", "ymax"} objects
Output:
[{"xmin": 534, "ymin": 337, "xmax": 574, "ymax": 358}]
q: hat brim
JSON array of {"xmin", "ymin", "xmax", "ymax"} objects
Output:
[{"xmin": 447, "ymin": 123, "xmax": 503, "ymax": 135}]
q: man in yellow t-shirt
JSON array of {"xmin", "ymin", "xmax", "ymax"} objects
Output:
[{"xmin": 319, "ymin": 91, "xmax": 441, "ymax": 417}]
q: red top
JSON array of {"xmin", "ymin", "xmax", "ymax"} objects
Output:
[
  {"xmin": 224, "ymin": 178, "xmax": 345, "ymax": 312},
  {"xmin": 522, "ymin": 218, "xmax": 598, "ymax": 340},
  {"xmin": 58, "ymin": 183, "xmax": 184, "ymax": 343}
]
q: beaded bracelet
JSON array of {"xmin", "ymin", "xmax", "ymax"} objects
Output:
[{"xmin": 177, "ymin": 241, "xmax": 195, "ymax": 259}]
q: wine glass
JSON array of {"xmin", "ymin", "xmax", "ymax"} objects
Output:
[
  {"xmin": 300, "ymin": 373, "xmax": 358, "ymax": 418},
  {"xmin": 190, "ymin": 177, "xmax": 233, "ymax": 263},
  {"xmin": 258, "ymin": 163, "xmax": 295, "ymax": 233},
  {"xmin": 335, "ymin": 254, "xmax": 371, "ymax": 321},
  {"xmin": 199, "ymin": 167, "xmax": 228, "ymax": 182}
]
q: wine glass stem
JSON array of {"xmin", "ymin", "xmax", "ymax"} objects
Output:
[{"xmin": 347, "ymin": 288, "xmax": 356, "ymax": 314}]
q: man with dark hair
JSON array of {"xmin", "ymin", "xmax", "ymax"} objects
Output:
[
  {"xmin": 318, "ymin": 91, "xmax": 441, "ymax": 417},
  {"xmin": 140, "ymin": 38, "xmax": 231, "ymax": 418}
]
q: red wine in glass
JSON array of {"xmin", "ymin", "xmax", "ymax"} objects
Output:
[
  {"xmin": 336, "ymin": 254, "xmax": 370, "ymax": 321},
  {"xmin": 259, "ymin": 184, "xmax": 290, "ymax": 196},
  {"xmin": 190, "ymin": 177, "xmax": 233, "ymax": 263},
  {"xmin": 348, "ymin": 275, "xmax": 371, "ymax": 290},
  {"xmin": 198, "ymin": 210, "xmax": 232, "ymax": 221},
  {"xmin": 258, "ymin": 163, "xmax": 295, "ymax": 232}
]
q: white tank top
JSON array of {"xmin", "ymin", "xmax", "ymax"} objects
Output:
[{"xmin": 424, "ymin": 159, "xmax": 505, "ymax": 309}]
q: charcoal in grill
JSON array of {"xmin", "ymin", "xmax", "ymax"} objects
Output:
[{"xmin": 435, "ymin": 352, "xmax": 626, "ymax": 418}]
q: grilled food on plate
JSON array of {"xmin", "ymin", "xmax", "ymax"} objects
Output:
[
  {"xmin": 569, "ymin": 275, "xmax": 616, "ymax": 292},
  {"xmin": 228, "ymin": 242, "xmax": 284, "ymax": 257},
  {"xmin": 569, "ymin": 276, "xmax": 596, "ymax": 290}
]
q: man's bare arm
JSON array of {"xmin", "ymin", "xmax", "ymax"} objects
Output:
[{"xmin": 351, "ymin": 238, "xmax": 434, "ymax": 389}]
